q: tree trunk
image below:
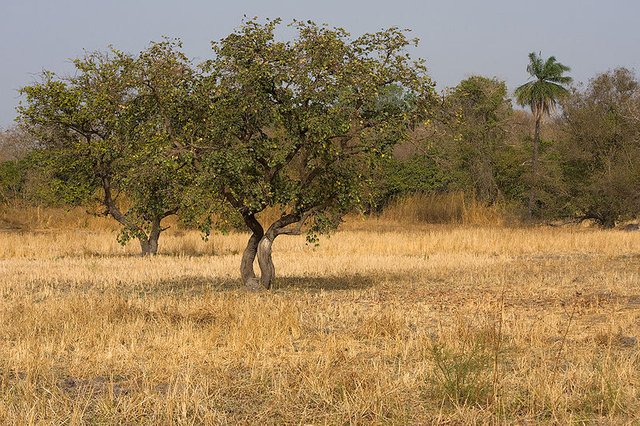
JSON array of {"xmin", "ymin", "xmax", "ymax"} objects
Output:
[
  {"xmin": 238, "ymin": 210, "xmax": 310, "ymax": 290},
  {"xmin": 240, "ymin": 214, "xmax": 264, "ymax": 290},
  {"xmin": 139, "ymin": 238, "xmax": 152, "ymax": 256},
  {"xmin": 257, "ymin": 236, "xmax": 276, "ymax": 289},
  {"xmin": 139, "ymin": 218, "xmax": 161, "ymax": 256},
  {"xmin": 101, "ymin": 177, "xmax": 173, "ymax": 256},
  {"xmin": 528, "ymin": 114, "xmax": 542, "ymax": 218}
]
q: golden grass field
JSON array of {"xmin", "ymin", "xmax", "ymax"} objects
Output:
[{"xmin": 1, "ymin": 212, "xmax": 639, "ymax": 424}]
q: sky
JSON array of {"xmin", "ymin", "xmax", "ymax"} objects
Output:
[{"xmin": 1, "ymin": 0, "xmax": 639, "ymax": 128}]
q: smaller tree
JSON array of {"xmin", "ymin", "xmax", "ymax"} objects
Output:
[
  {"xmin": 442, "ymin": 76, "xmax": 513, "ymax": 203},
  {"xmin": 18, "ymin": 42, "xmax": 196, "ymax": 254},
  {"xmin": 515, "ymin": 52, "xmax": 572, "ymax": 218}
]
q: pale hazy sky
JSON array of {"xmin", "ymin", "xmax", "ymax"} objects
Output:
[{"xmin": 1, "ymin": 0, "xmax": 639, "ymax": 127}]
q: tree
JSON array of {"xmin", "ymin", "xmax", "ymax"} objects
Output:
[
  {"xmin": 515, "ymin": 52, "xmax": 572, "ymax": 218},
  {"xmin": 359, "ymin": 85, "xmax": 446, "ymax": 212},
  {"xmin": 560, "ymin": 68, "xmax": 640, "ymax": 227},
  {"xmin": 17, "ymin": 41, "xmax": 196, "ymax": 255},
  {"xmin": 441, "ymin": 76, "xmax": 513, "ymax": 203},
  {"xmin": 195, "ymin": 19, "xmax": 434, "ymax": 289}
]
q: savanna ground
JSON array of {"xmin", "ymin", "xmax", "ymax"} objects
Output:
[{"xmin": 0, "ymin": 204, "xmax": 639, "ymax": 424}]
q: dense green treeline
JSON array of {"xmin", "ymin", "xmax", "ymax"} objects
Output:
[
  {"xmin": 370, "ymin": 68, "xmax": 640, "ymax": 225},
  {"xmin": 1, "ymin": 20, "xmax": 639, "ymax": 275},
  {"xmin": 6, "ymin": 68, "xmax": 637, "ymax": 228}
]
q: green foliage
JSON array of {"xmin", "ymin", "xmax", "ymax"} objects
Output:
[
  {"xmin": 514, "ymin": 52, "xmax": 572, "ymax": 119},
  {"xmin": 196, "ymin": 19, "xmax": 435, "ymax": 236},
  {"xmin": 0, "ymin": 159, "xmax": 27, "ymax": 204},
  {"xmin": 444, "ymin": 76, "xmax": 514, "ymax": 202},
  {"xmin": 13, "ymin": 21, "xmax": 635, "ymax": 240},
  {"xmin": 367, "ymin": 155, "xmax": 448, "ymax": 211},
  {"xmin": 371, "ymin": 75, "xmax": 516, "ymax": 211},
  {"xmin": 427, "ymin": 328, "xmax": 498, "ymax": 407},
  {"xmin": 17, "ymin": 41, "xmax": 200, "ymax": 252},
  {"xmin": 559, "ymin": 68, "xmax": 640, "ymax": 226},
  {"xmin": 492, "ymin": 140, "xmax": 529, "ymax": 205}
]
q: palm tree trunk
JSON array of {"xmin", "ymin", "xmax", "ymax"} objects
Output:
[{"xmin": 528, "ymin": 115, "xmax": 541, "ymax": 218}]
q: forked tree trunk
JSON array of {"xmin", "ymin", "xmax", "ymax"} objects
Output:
[
  {"xmin": 100, "ymin": 177, "xmax": 173, "ymax": 256},
  {"xmin": 528, "ymin": 114, "xmax": 542, "ymax": 219},
  {"xmin": 240, "ymin": 226, "xmax": 277, "ymax": 290},
  {"xmin": 241, "ymin": 233, "xmax": 277, "ymax": 290},
  {"xmin": 239, "ymin": 211, "xmax": 307, "ymax": 290}
]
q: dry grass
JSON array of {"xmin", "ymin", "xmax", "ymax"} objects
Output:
[
  {"xmin": 379, "ymin": 192, "xmax": 513, "ymax": 226},
  {"xmin": 0, "ymin": 206, "xmax": 120, "ymax": 232},
  {"xmin": 1, "ymin": 219, "xmax": 639, "ymax": 424}
]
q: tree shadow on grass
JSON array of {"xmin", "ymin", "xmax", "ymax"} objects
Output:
[
  {"xmin": 147, "ymin": 274, "xmax": 375, "ymax": 296},
  {"xmin": 271, "ymin": 274, "xmax": 375, "ymax": 292}
]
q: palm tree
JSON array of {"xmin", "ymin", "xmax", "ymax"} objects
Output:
[{"xmin": 515, "ymin": 52, "xmax": 572, "ymax": 218}]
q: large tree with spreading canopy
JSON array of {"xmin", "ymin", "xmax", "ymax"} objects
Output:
[{"xmin": 194, "ymin": 19, "xmax": 434, "ymax": 289}]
